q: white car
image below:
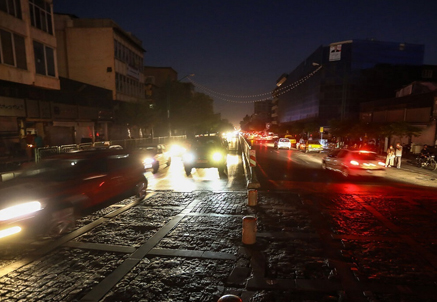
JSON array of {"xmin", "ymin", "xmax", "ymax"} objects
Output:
[
  {"xmin": 275, "ymin": 138, "xmax": 291, "ymax": 150},
  {"xmin": 135, "ymin": 144, "xmax": 171, "ymax": 174},
  {"xmin": 322, "ymin": 149, "xmax": 386, "ymax": 177}
]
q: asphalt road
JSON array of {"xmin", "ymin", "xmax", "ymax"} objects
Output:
[
  {"xmin": 1, "ymin": 141, "xmax": 437, "ymax": 301},
  {"xmin": 253, "ymin": 141, "xmax": 437, "ymax": 195}
]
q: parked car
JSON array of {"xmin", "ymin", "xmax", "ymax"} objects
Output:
[
  {"xmin": 135, "ymin": 144, "xmax": 171, "ymax": 173},
  {"xmin": 299, "ymin": 139, "xmax": 323, "ymax": 153},
  {"xmin": 322, "ymin": 149, "xmax": 386, "ymax": 177},
  {"xmin": 182, "ymin": 135, "xmax": 228, "ymax": 177},
  {"xmin": 274, "ymin": 138, "xmax": 292, "ymax": 150},
  {"xmin": 0, "ymin": 149, "xmax": 148, "ymax": 242}
]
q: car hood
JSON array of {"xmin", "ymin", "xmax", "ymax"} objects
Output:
[{"xmin": 189, "ymin": 146, "xmax": 224, "ymax": 157}]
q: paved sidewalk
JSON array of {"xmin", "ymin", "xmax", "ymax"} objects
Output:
[{"xmin": 1, "ymin": 190, "xmax": 437, "ymax": 301}]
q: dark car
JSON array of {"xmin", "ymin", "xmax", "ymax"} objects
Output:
[
  {"xmin": 182, "ymin": 135, "xmax": 228, "ymax": 177},
  {"xmin": 0, "ymin": 149, "xmax": 147, "ymax": 242}
]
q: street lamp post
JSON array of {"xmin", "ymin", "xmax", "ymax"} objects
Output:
[{"xmin": 166, "ymin": 73, "xmax": 194, "ymax": 138}]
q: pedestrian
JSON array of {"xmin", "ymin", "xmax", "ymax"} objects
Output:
[
  {"xmin": 385, "ymin": 145, "xmax": 395, "ymax": 167},
  {"xmin": 34, "ymin": 133, "xmax": 44, "ymax": 148},
  {"xmin": 25, "ymin": 131, "xmax": 35, "ymax": 160},
  {"xmin": 395, "ymin": 143, "xmax": 403, "ymax": 168}
]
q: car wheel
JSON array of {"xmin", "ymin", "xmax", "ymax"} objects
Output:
[
  {"xmin": 45, "ymin": 206, "xmax": 76, "ymax": 238},
  {"xmin": 185, "ymin": 166, "xmax": 192, "ymax": 176},
  {"xmin": 135, "ymin": 178, "xmax": 148, "ymax": 200},
  {"xmin": 152, "ymin": 161, "xmax": 159, "ymax": 174}
]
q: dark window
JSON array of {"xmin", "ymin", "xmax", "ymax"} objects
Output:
[
  {"xmin": 13, "ymin": 34, "xmax": 26, "ymax": 69},
  {"xmin": 0, "ymin": 30, "xmax": 27, "ymax": 69},
  {"xmin": 45, "ymin": 46, "xmax": 54, "ymax": 76},
  {"xmin": 0, "ymin": 30, "xmax": 14, "ymax": 65},
  {"xmin": 33, "ymin": 41, "xmax": 55, "ymax": 76},
  {"xmin": 0, "ymin": 0, "xmax": 21, "ymax": 18},
  {"xmin": 33, "ymin": 41, "xmax": 46, "ymax": 75},
  {"xmin": 29, "ymin": 0, "xmax": 53, "ymax": 34},
  {"xmin": 0, "ymin": 0, "xmax": 6, "ymax": 12}
]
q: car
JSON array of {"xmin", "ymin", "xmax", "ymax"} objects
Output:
[
  {"xmin": 299, "ymin": 139, "xmax": 323, "ymax": 153},
  {"xmin": 322, "ymin": 149, "xmax": 386, "ymax": 177},
  {"xmin": 0, "ymin": 149, "xmax": 148, "ymax": 242},
  {"xmin": 182, "ymin": 135, "xmax": 228, "ymax": 177},
  {"xmin": 135, "ymin": 144, "xmax": 171, "ymax": 174},
  {"xmin": 274, "ymin": 138, "xmax": 292, "ymax": 150}
]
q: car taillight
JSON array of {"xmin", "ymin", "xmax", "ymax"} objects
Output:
[{"xmin": 350, "ymin": 160, "xmax": 359, "ymax": 166}]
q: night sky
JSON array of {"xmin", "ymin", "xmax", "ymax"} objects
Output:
[{"xmin": 54, "ymin": 0, "xmax": 437, "ymax": 127}]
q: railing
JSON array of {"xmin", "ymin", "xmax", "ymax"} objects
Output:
[
  {"xmin": 239, "ymin": 135, "xmax": 260, "ymax": 189},
  {"xmin": 35, "ymin": 136, "xmax": 187, "ymax": 162}
]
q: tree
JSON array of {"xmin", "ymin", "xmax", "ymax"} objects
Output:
[
  {"xmin": 116, "ymin": 101, "xmax": 158, "ymax": 137},
  {"xmin": 380, "ymin": 121, "xmax": 422, "ymax": 142}
]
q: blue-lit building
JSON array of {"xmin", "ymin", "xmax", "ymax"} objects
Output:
[{"xmin": 273, "ymin": 39, "xmax": 429, "ymax": 129}]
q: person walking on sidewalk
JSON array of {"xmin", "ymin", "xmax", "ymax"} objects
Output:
[
  {"xmin": 395, "ymin": 143, "xmax": 403, "ymax": 168},
  {"xmin": 385, "ymin": 145, "xmax": 395, "ymax": 167}
]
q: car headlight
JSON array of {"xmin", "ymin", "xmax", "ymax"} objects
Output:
[
  {"xmin": 183, "ymin": 153, "xmax": 195, "ymax": 163},
  {"xmin": 170, "ymin": 144, "xmax": 186, "ymax": 156},
  {"xmin": 212, "ymin": 152, "xmax": 223, "ymax": 162},
  {"xmin": 0, "ymin": 226, "xmax": 22, "ymax": 239},
  {"xmin": 143, "ymin": 158, "xmax": 155, "ymax": 165},
  {"xmin": 0, "ymin": 201, "xmax": 42, "ymax": 221}
]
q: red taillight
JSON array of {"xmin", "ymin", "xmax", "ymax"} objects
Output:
[{"xmin": 350, "ymin": 160, "xmax": 359, "ymax": 166}]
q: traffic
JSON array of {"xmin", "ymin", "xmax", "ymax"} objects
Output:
[{"xmin": 0, "ymin": 133, "xmax": 242, "ymax": 243}]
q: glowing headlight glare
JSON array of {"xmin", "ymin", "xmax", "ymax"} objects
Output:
[
  {"xmin": 143, "ymin": 158, "xmax": 154, "ymax": 165},
  {"xmin": 350, "ymin": 160, "xmax": 360, "ymax": 166},
  {"xmin": 183, "ymin": 153, "xmax": 195, "ymax": 163},
  {"xmin": 212, "ymin": 152, "xmax": 222, "ymax": 161},
  {"xmin": 0, "ymin": 226, "xmax": 22, "ymax": 239},
  {"xmin": 0, "ymin": 201, "xmax": 42, "ymax": 221}
]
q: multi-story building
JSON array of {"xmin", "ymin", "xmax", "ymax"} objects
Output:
[
  {"xmin": 54, "ymin": 14, "xmax": 147, "ymax": 139},
  {"xmin": 360, "ymin": 79, "xmax": 437, "ymax": 147},
  {"xmin": 274, "ymin": 39, "xmax": 429, "ymax": 132},
  {"xmin": 253, "ymin": 99, "xmax": 272, "ymax": 127},
  {"xmin": 1, "ymin": 0, "xmax": 59, "ymax": 155}
]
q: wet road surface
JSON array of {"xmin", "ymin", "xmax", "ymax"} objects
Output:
[{"xmin": 1, "ymin": 144, "xmax": 437, "ymax": 301}]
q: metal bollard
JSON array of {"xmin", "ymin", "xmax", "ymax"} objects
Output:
[
  {"xmin": 217, "ymin": 294, "xmax": 242, "ymax": 302},
  {"xmin": 247, "ymin": 189, "xmax": 258, "ymax": 206},
  {"xmin": 242, "ymin": 216, "xmax": 257, "ymax": 245}
]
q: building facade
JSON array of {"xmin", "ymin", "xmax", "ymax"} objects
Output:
[
  {"xmin": 274, "ymin": 39, "xmax": 429, "ymax": 130},
  {"xmin": 360, "ymin": 80, "xmax": 437, "ymax": 147},
  {"xmin": 54, "ymin": 14, "xmax": 147, "ymax": 140},
  {"xmin": 1, "ymin": 0, "xmax": 60, "ymax": 156},
  {"xmin": 0, "ymin": 2, "xmax": 141, "ymax": 158}
]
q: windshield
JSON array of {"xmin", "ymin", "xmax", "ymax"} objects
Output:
[
  {"xmin": 354, "ymin": 151, "xmax": 379, "ymax": 160},
  {"xmin": 191, "ymin": 137, "xmax": 223, "ymax": 148}
]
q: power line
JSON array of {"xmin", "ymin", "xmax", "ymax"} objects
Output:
[{"xmin": 187, "ymin": 65, "xmax": 322, "ymax": 104}]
